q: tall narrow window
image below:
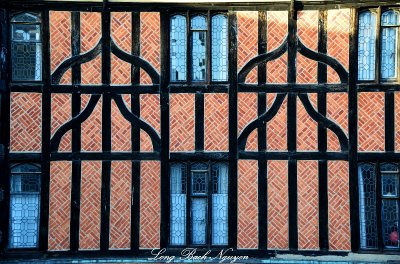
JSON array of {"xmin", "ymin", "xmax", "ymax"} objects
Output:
[
  {"xmin": 169, "ymin": 162, "xmax": 228, "ymax": 246},
  {"xmin": 11, "ymin": 13, "xmax": 42, "ymax": 81},
  {"xmin": 170, "ymin": 15, "xmax": 187, "ymax": 82},
  {"xmin": 359, "ymin": 162, "xmax": 400, "ymax": 250},
  {"xmin": 191, "ymin": 16, "xmax": 207, "ymax": 81},
  {"xmin": 381, "ymin": 10, "xmax": 399, "ymax": 80},
  {"xmin": 358, "ymin": 11, "xmax": 376, "ymax": 80},
  {"xmin": 359, "ymin": 163, "xmax": 378, "ymax": 249},
  {"xmin": 211, "ymin": 15, "xmax": 228, "ymax": 81},
  {"xmin": 170, "ymin": 164, "xmax": 187, "ymax": 246},
  {"xmin": 9, "ymin": 164, "xmax": 41, "ymax": 248}
]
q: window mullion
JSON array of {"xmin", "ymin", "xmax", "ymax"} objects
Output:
[
  {"xmin": 376, "ymin": 7, "xmax": 382, "ymax": 83},
  {"xmin": 187, "ymin": 12, "xmax": 192, "ymax": 84}
]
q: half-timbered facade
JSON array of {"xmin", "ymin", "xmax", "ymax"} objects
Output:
[{"xmin": 0, "ymin": 0, "xmax": 400, "ymax": 260}]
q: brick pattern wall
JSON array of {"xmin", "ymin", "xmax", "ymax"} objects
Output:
[
  {"xmin": 48, "ymin": 161, "xmax": 72, "ymax": 250},
  {"xmin": 204, "ymin": 93, "xmax": 229, "ymax": 151},
  {"xmin": 140, "ymin": 161, "xmax": 160, "ymax": 249},
  {"xmin": 80, "ymin": 161, "xmax": 102, "ymax": 250},
  {"xmin": 328, "ymin": 161, "xmax": 350, "ymax": 250},
  {"xmin": 327, "ymin": 93, "xmax": 348, "ymax": 151},
  {"xmin": 9, "ymin": 9, "xmax": 388, "ymax": 252},
  {"xmin": 238, "ymin": 160, "xmax": 258, "ymax": 249},
  {"xmin": 267, "ymin": 161, "xmax": 288, "ymax": 249},
  {"xmin": 298, "ymin": 161, "xmax": 319, "ymax": 249},
  {"xmin": 358, "ymin": 92, "xmax": 385, "ymax": 151},
  {"xmin": 10, "ymin": 93, "xmax": 42, "ymax": 152},
  {"xmin": 327, "ymin": 9, "xmax": 350, "ymax": 83},
  {"xmin": 110, "ymin": 161, "xmax": 132, "ymax": 249}
]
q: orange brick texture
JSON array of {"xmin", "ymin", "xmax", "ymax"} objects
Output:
[{"xmin": 8, "ymin": 9, "xmax": 389, "ymax": 252}]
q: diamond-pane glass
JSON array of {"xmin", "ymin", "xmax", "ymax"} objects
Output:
[
  {"xmin": 359, "ymin": 163, "xmax": 378, "ymax": 249},
  {"xmin": 170, "ymin": 164, "xmax": 187, "ymax": 246},
  {"xmin": 381, "ymin": 163, "xmax": 399, "ymax": 198},
  {"xmin": 170, "ymin": 15, "xmax": 187, "ymax": 81},
  {"xmin": 358, "ymin": 11, "xmax": 376, "ymax": 80},
  {"xmin": 11, "ymin": 14, "xmax": 41, "ymax": 81},
  {"xmin": 381, "ymin": 11, "xmax": 399, "ymax": 79},
  {"xmin": 211, "ymin": 15, "xmax": 228, "ymax": 81},
  {"xmin": 9, "ymin": 164, "xmax": 41, "ymax": 248},
  {"xmin": 212, "ymin": 163, "xmax": 228, "ymax": 245},
  {"xmin": 382, "ymin": 200, "xmax": 399, "ymax": 248},
  {"xmin": 191, "ymin": 198, "xmax": 207, "ymax": 245}
]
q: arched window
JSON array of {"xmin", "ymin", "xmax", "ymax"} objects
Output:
[
  {"xmin": 9, "ymin": 163, "xmax": 41, "ymax": 248},
  {"xmin": 11, "ymin": 13, "xmax": 42, "ymax": 81},
  {"xmin": 358, "ymin": 11, "xmax": 376, "ymax": 80}
]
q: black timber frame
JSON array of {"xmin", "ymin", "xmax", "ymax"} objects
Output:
[{"xmin": 1, "ymin": 0, "xmax": 400, "ymax": 259}]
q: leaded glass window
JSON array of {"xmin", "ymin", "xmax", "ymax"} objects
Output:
[
  {"xmin": 169, "ymin": 162, "xmax": 228, "ymax": 246},
  {"xmin": 9, "ymin": 164, "xmax": 41, "ymax": 248},
  {"xmin": 381, "ymin": 10, "xmax": 399, "ymax": 80},
  {"xmin": 359, "ymin": 163, "xmax": 400, "ymax": 250},
  {"xmin": 359, "ymin": 163, "xmax": 378, "ymax": 249},
  {"xmin": 170, "ymin": 15, "xmax": 187, "ymax": 82},
  {"xmin": 11, "ymin": 13, "xmax": 42, "ymax": 81},
  {"xmin": 170, "ymin": 13, "xmax": 228, "ymax": 83},
  {"xmin": 358, "ymin": 11, "xmax": 376, "ymax": 80},
  {"xmin": 211, "ymin": 15, "xmax": 228, "ymax": 81}
]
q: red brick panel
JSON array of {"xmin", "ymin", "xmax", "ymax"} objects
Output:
[
  {"xmin": 170, "ymin": 94, "xmax": 195, "ymax": 152},
  {"xmin": 267, "ymin": 160, "xmax": 288, "ymax": 249},
  {"xmin": 140, "ymin": 12, "xmax": 160, "ymax": 85},
  {"xmin": 267, "ymin": 94, "xmax": 287, "ymax": 151},
  {"xmin": 327, "ymin": 93, "xmax": 348, "ymax": 152},
  {"xmin": 238, "ymin": 160, "xmax": 258, "ymax": 249},
  {"xmin": 238, "ymin": 93, "xmax": 257, "ymax": 151},
  {"xmin": 111, "ymin": 12, "xmax": 131, "ymax": 85},
  {"xmin": 298, "ymin": 161, "xmax": 319, "ymax": 250},
  {"xmin": 10, "ymin": 93, "xmax": 42, "ymax": 152},
  {"xmin": 297, "ymin": 11, "xmax": 318, "ymax": 84},
  {"xmin": 111, "ymin": 95, "xmax": 131, "ymax": 151},
  {"xmin": 51, "ymin": 94, "xmax": 72, "ymax": 152},
  {"xmin": 110, "ymin": 161, "xmax": 131, "ymax": 249},
  {"xmin": 111, "ymin": 12, "xmax": 132, "ymax": 53},
  {"xmin": 204, "ymin": 93, "xmax": 229, "ymax": 151},
  {"xmin": 140, "ymin": 94, "xmax": 161, "ymax": 152},
  {"xmin": 80, "ymin": 161, "xmax": 102, "ymax": 250},
  {"xmin": 140, "ymin": 161, "xmax": 160, "ymax": 249},
  {"xmin": 358, "ymin": 92, "xmax": 385, "ymax": 151},
  {"xmin": 297, "ymin": 94, "xmax": 318, "ymax": 151},
  {"xmin": 50, "ymin": 11, "xmax": 71, "ymax": 84},
  {"xmin": 81, "ymin": 13, "xmax": 102, "ymax": 85},
  {"xmin": 238, "ymin": 11, "xmax": 258, "ymax": 84},
  {"xmin": 328, "ymin": 161, "xmax": 350, "ymax": 251},
  {"xmin": 81, "ymin": 95, "xmax": 102, "ymax": 152},
  {"xmin": 396, "ymin": 92, "xmax": 400, "ymax": 151},
  {"xmin": 48, "ymin": 161, "xmax": 71, "ymax": 251},
  {"xmin": 267, "ymin": 11, "xmax": 287, "ymax": 84},
  {"xmin": 327, "ymin": 10, "xmax": 350, "ymax": 83}
]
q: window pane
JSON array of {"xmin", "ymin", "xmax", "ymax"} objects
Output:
[
  {"xmin": 381, "ymin": 163, "xmax": 399, "ymax": 198},
  {"xmin": 381, "ymin": 11, "xmax": 399, "ymax": 79},
  {"xmin": 191, "ymin": 15, "xmax": 207, "ymax": 30},
  {"xmin": 191, "ymin": 198, "xmax": 207, "ymax": 245},
  {"xmin": 382, "ymin": 200, "xmax": 399, "ymax": 248},
  {"xmin": 192, "ymin": 31, "xmax": 207, "ymax": 81},
  {"xmin": 170, "ymin": 15, "xmax": 187, "ymax": 81},
  {"xmin": 11, "ymin": 13, "xmax": 40, "ymax": 23},
  {"xmin": 358, "ymin": 11, "xmax": 376, "ymax": 80},
  {"xmin": 212, "ymin": 15, "xmax": 228, "ymax": 81},
  {"xmin": 9, "ymin": 164, "xmax": 41, "ymax": 248},
  {"xmin": 212, "ymin": 163, "xmax": 228, "ymax": 245},
  {"xmin": 358, "ymin": 163, "xmax": 378, "ymax": 249},
  {"xmin": 192, "ymin": 171, "xmax": 207, "ymax": 195},
  {"xmin": 170, "ymin": 164, "xmax": 186, "ymax": 245}
]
